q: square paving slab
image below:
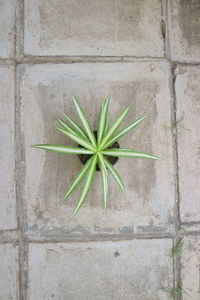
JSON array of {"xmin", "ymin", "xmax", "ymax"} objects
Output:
[
  {"xmin": 28, "ymin": 239, "xmax": 173, "ymax": 300},
  {"xmin": 24, "ymin": 0, "xmax": 164, "ymax": 57},
  {"xmin": 20, "ymin": 62, "xmax": 175, "ymax": 238}
]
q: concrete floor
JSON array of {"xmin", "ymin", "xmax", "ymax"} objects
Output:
[{"xmin": 0, "ymin": 0, "xmax": 200, "ymax": 299}]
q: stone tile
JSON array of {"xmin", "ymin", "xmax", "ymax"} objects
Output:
[
  {"xmin": 0, "ymin": 0, "xmax": 16, "ymax": 59},
  {"xmin": 0, "ymin": 244, "xmax": 19, "ymax": 300},
  {"xmin": 181, "ymin": 236, "xmax": 200, "ymax": 299},
  {"xmin": 28, "ymin": 239, "xmax": 172, "ymax": 300},
  {"xmin": 0, "ymin": 65, "xmax": 17, "ymax": 230},
  {"xmin": 20, "ymin": 62, "xmax": 175, "ymax": 238},
  {"xmin": 175, "ymin": 65, "xmax": 200, "ymax": 223},
  {"xmin": 24, "ymin": 0, "xmax": 164, "ymax": 57},
  {"xmin": 169, "ymin": 0, "xmax": 200, "ymax": 62}
]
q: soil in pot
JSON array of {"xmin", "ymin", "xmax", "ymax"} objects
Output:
[{"xmin": 78, "ymin": 131, "xmax": 119, "ymax": 171}]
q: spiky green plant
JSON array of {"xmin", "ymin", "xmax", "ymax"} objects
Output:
[{"xmin": 33, "ymin": 95, "xmax": 161, "ymax": 216}]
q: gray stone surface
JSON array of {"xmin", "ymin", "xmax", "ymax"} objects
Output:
[
  {"xmin": 28, "ymin": 239, "xmax": 172, "ymax": 300},
  {"xmin": 0, "ymin": 244, "xmax": 19, "ymax": 300},
  {"xmin": 175, "ymin": 65, "xmax": 200, "ymax": 223},
  {"xmin": 181, "ymin": 236, "xmax": 200, "ymax": 299},
  {"xmin": 0, "ymin": 230, "xmax": 18, "ymax": 244},
  {"xmin": 0, "ymin": 65, "xmax": 17, "ymax": 230},
  {"xmin": 1, "ymin": 1, "xmax": 200, "ymax": 299},
  {"xmin": 20, "ymin": 62, "xmax": 175, "ymax": 238},
  {"xmin": 0, "ymin": 0, "xmax": 16, "ymax": 59},
  {"xmin": 169, "ymin": 0, "xmax": 200, "ymax": 62},
  {"xmin": 24, "ymin": 0, "xmax": 164, "ymax": 57}
]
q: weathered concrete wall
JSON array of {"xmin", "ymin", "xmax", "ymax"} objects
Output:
[{"xmin": 0, "ymin": 0, "xmax": 200, "ymax": 299}]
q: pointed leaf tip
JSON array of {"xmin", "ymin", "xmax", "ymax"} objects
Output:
[
  {"xmin": 97, "ymin": 96, "xmax": 110, "ymax": 145},
  {"xmin": 72, "ymin": 95, "xmax": 97, "ymax": 148},
  {"xmin": 99, "ymin": 105, "xmax": 131, "ymax": 149},
  {"xmin": 104, "ymin": 159, "xmax": 125, "ymax": 193},
  {"xmin": 103, "ymin": 114, "xmax": 149, "ymax": 149},
  {"xmin": 61, "ymin": 156, "xmax": 94, "ymax": 202}
]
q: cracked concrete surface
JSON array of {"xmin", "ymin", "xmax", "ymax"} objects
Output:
[{"xmin": 0, "ymin": 0, "xmax": 200, "ymax": 299}]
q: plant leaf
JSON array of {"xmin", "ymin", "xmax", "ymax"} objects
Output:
[
  {"xmin": 98, "ymin": 154, "xmax": 108, "ymax": 209},
  {"xmin": 100, "ymin": 164, "xmax": 108, "ymax": 209},
  {"xmin": 103, "ymin": 115, "xmax": 148, "ymax": 149},
  {"xmin": 56, "ymin": 117, "xmax": 82, "ymax": 138},
  {"xmin": 97, "ymin": 96, "xmax": 110, "ymax": 145},
  {"xmin": 99, "ymin": 106, "xmax": 130, "ymax": 149},
  {"xmin": 104, "ymin": 159, "xmax": 124, "ymax": 192},
  {"xmin": 62, "ymin": 112, "xmax": 89, "ymax": 141},
  {"xmin": 102, "ymin": 148, "xmax": 162, "ymax": 160},
  {"xmin": 72, "ymin": 154, "xmax": 97, "ymax": 216},
  {"xmin": 72, "ymin": 94, "xmax": 97, "ymax": 148},
  {"xmin": 97, "ymin": 152, "xmax": 108, "ymax": 175},
  {"xmin": 103, "ymin": 118, "xmax": 109, "ymax": 135},
  {"xmin": 32, "ymin": 144, "xmax": 93, "ymax": 155},
  {"xmin": 56, "ymin": 127, "xmax": 96, "ymax": 152},
  {"xmin": 61, "ymin": 156, "xmax": 93, "ymax": 202}
]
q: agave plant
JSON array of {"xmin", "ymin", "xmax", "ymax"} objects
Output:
[{"xmin": 33, "ymin": 95, "xmax": 160, "ymax": 216}]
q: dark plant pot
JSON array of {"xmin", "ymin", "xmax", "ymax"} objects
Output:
[{"xmin": 78, "ymin": 131, "xmax": 119, "ymax": 171}]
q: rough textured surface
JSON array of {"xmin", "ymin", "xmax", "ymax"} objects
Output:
[
  {"xmin": 169, "ymin": 0, "xmax": 200, "ymax": 62},
  {"xmin": 20, "ymin": 62, "xmax": 175, "ymax": 238},
  {"xmin": 28, "ymin": 239, "xmax": 173, "ymax": 300},
  {"xmin": 0, "ymin": 244, "xmax": 19, "ymax": 300},
  {"xmin": 175, "ymin": 65, "xmax": 200, "ymax": 223},
  {"xmin": 24, "ymin": 0, "xmax": 164, "ymax": 57},
  {"xmin": 181, "ymin": 236, "xmax": 200, "ymax": 299},
  {"xmin": 1, "ymin": 1, "xmax": 200, "ymax": 299},
  {"xmin": 0, "ymin": 0, "xmax": 16, "ymax": 59},
  {"xmin": 0, "ymin": 65, "xmax": 17, "ymax": 230}
]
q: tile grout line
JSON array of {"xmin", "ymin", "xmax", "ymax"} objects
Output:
[
  {"xmin": 162, "ymin": 2, "xmax": 177, "ymax": 298},
  {"xmin": 17, "ymin": 55, "xmax": 167, "ymax": 64},
  {"xmin": 2, "ymin": 224, "xmax": 200, "ymax": 244},
  {"xmin": 15, "ymin": 1, "xmax": 28, "ymax": 300},
  {"xmin": 164, "ymin": 1, "xmax": 182, "ymax": 298},
  {"xmin": 24, "ymin": 232, "xmax": 175, "ymax": 243},
  {"xmin": 165, "ymin": 0, "xmax": 172, "ymax": 61},
  {"xmin": 161, "ymin": 0, "xmax": 167, "ymax": 58},
  {"xmin": 170, "ymin": 62, "xmax": 182, "ymax": 300},
  {"xmin": 162, "ymin": 2, "xmax": 178, "ymax": 297},
  {"xmin": 16, "ymin": 0, "xmax": 24, "ymax": 61},
  {"xmin": 14, "ymin": 62, "xmax": 25, "ymax": 300},
  {"xmin": 14, "ymin": 2, "xmax": 22, "ymax": 299},
  {"xmin": 1, "ymin": 56, "xmax": 200, "ymax": 65},
  {"xmin": 15, "ymin": 63, "xmax": 29, "ymax": 300},
  {"xmin": 167, "ymin": 13, "xmax": 180, "ymax": 235}
]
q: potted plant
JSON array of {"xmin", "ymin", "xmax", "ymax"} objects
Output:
[{"xmin": 33, "ymin": 95, "xmax": 160, "ymax": 216}]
